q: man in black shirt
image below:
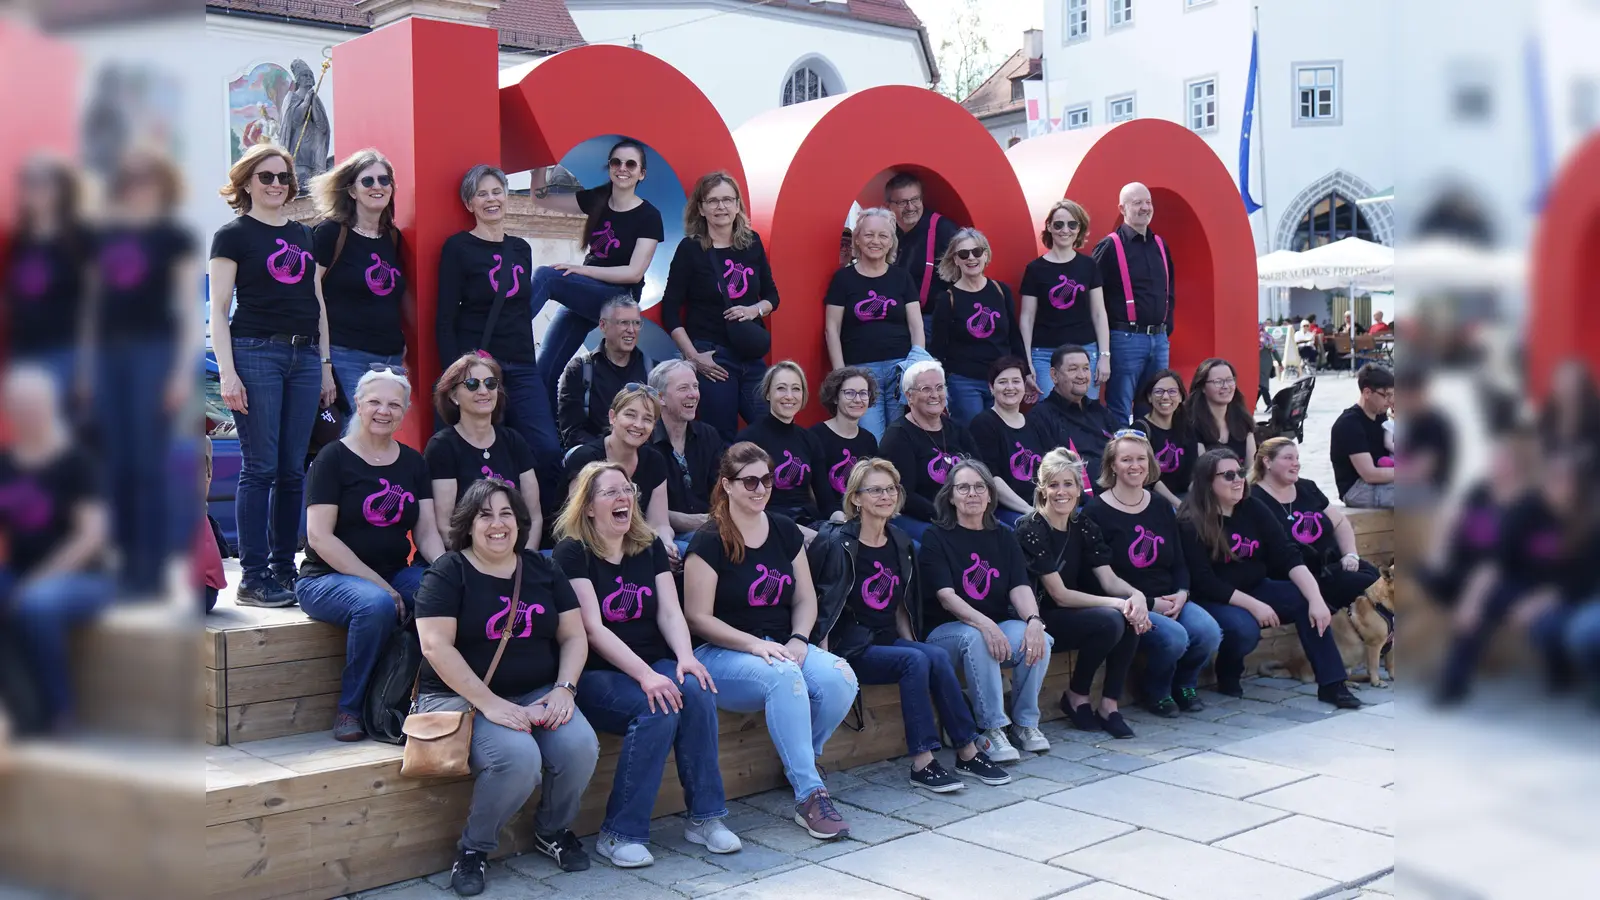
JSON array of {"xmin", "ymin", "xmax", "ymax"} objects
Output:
[
  {"xmin": 1030, "ymin": 345, "xmax": 1123, "ymax": 485},
  {"xmin": 648, "ymin": 359, "xmax": 724, "ymax": 536},
  {"xmin": 555, "ymin": 296, "xmax": 651, "ymax": 448},
  {"xmin": 1331, "ymin": 365, "xmax": 1395, "ymax": 508},
  {"xmin": 1092, "ymin": 182, "xmax": 1174, "ymax": 424},
  {"xmin": 1396, "ymin": 367, "xmax": 1454, "ymax": 503},
  {"xmin": 885, "ymin": 172, "xmax": 962, "ymax": 336}
]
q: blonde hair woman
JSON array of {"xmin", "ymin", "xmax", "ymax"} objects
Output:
[
  {"xmin": 737, "ymin": 360, "xmax": 824, "ymax": 523},
  {"xmin": 928, "ymin": 228, "xmax": 1025, "ymax": 422},
  {"xmin": 1019, "ymin": 199, "xmax": 1107, "ymax": 399}
]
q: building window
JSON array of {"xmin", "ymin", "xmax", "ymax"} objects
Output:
[
  {"xmin": 1452, "ymin": 74, "xmax": 1492, "ymax": 123},
  {"xmin": 1065, "ymin": 105, "xmax": 1091, "ymax": 129},
  {"xmin": 1291, "ymin": 191, "xmax": 1375, "ymax": 251},
  {"xmin": 782, "ymin": 65, "xmax": 829, "ymax": 106},
  {"xmin": 1109, "ymin": 0, "xmax": 1133, "ymax": 29},
  {"xmin": 1186, "ymin": 77, "xmax": 1218, "ymax": 131},
  {"xmin": 1294, "ymin": 62, "xmax": 1341, "ymax": 126},
  {"xmin": 1108, "ymin": 94, "xmax": 1135, "ymax": 122},
  {"xmin": 1011, "ymin": 79, "xmax": 1025, "ymax": 102},
  {"xmin": 1064, "ymin": 0, "xmax": 1089, "ymax": 42},
  {"xmin": 1574, "ymin": 78, "xmax": 1599, "ymax": 133},
  {"xmin": 1184, "ymin": 0, "xmax": 1216, "ymax": 8}
]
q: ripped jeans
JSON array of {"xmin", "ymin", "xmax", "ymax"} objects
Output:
[{"xmin": 694, "ymin": 642, "xmax": 858, "ymax": 802}]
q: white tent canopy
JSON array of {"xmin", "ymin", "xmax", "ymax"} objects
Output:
[
  {"xmin": 1276, "ymin": 237, "xmax": 1394, "ymax": 290},
  {"xmin": 1256, "ymin": 249, "xmax": 1307, "ymax": 287}
]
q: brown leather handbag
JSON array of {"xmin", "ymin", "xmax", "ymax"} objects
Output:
[{"xmin": 400, "ymin": 556, "xmax": 522, "ymax": 778}]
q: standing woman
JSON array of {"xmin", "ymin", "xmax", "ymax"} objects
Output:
[
  {"xmin": 737, "ymin": 361, "xmax": 825, "ymax": 524},
  {"xmin": 309, "ymin": 148, "xmax": 408, "ymax": 408},
  {"xmin": 562, "ymin": 385, "xmax": 675, "ymax": 555},
  {"xmin": 968, "ymin": 356, "xmax": 1052, "ymax": 524},
  {"xmin": 435, "ymin": 164, "xmax": 561, "ymax": 506},
  {"xmin": 553, "ymin": 462, "xmax": 741, "ymax": 867},
  {"xmin": 1018, "ymin": 200, "xmax": 1107, "ymax": 399},
  {"xmin": 209, "ymin": 143, "xmax": 336, "ymax": 607},
  {"xmin": 929, "ymin": 229, "xmax": 1025, "ymax": 423},
  {"xmin": 811, "ymin": 367, "xmax": 880, "ymax": 522},
  {"xmin": 3, "ymin": 156, "xmax": 91, "ymax": 397},
  {"xmin": 530, "ymin": 139, "xmax": 663, "ymax": 402},
  {"xmin": 880, "ymin": 360, "xmax": 980, "ymax": 542},
  {"xmin": 822, "ymin": 207, "xmax": 929, "ymax": 437},
  {"xmin": 1182, "ymin": 358, "xmax": 1256, "ymax": 463},
  {"xmin": 425, "ymin": 352, "xmax": 542, "ymax": 549},
  {"xmin": 1250, "ymin": 438, "xmax": 1380, "ymax": 615},
  {"xmin": 1134, "ymin": 370, "xmax": 1196, "ymax": 509},
  {"xmin": 683, "ymin": 443, "xmax": 859, "ymax": 840},
  {"xmin": 662, "ymin": 172, "xmax": 780, "ymax": 442}
]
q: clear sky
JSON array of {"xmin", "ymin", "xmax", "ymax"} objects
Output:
[{"xmin": 905, "ymin": 0, "xmax": 1044, "ymax": 60}]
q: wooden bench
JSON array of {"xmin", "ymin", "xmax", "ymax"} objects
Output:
[{"xmin": 205, "ymin": 603, "xmax": 345, "ymax": 745}]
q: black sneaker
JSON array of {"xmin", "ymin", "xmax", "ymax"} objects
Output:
[
  {"xmin": 1061, "ymin": 695, "xmax": 1102, "ymax": 733},
  {"xmin": 1143, "ymin": 696, "xmax": 1180, "ymax": 719},
  {"xmin": 1096, "ymin": 710, "xmax": 1135, "ymax": 739},
  {"xmin": 954, "ymin": 750, "xmax": 1012, "ymax": 786},
  {"xmin": 235, "ymin": 579, "xmax": 297, "ymax": 608},
  {"xmin": 534, "ymin": 829, "xmax": 590, "ymax": 872},
  {"xmin": 449, "ymin": 848, "xmax": 487, "ymax": 896},
  {"xmin": 1175, "ymin": 687, "xmax": 1206, "ymax": 712},
  {"xmin": 272, "ymin": 568, "xmax": 298, "ymax": 594},
  {"xmin": 1317, "ymin": 682, "xmax": 1363, "ymax": 710},
  {"xmin": 909, "ymin": 758, "xmax": 964, "ymax": 793}
]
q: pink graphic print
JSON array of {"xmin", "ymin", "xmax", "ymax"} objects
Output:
[
  {"xmin": 1155, "ymin": 440, "xmax": 1184, "ymax": 474},
  {"xmin": 1047, "ymin": 275, "xmax": 1084, "ymax": 310},
  {"xmin": 485, "ymin": 253, "xmax": 524, "ymax": 297},
  {"xmin": 828, "ymin": 450, "xmax": 856, "ymax": 494},
  {"xmin": 1290, "ymin": 511, "xmax": 1324, "ymax": 544},
  {"xmin": 1128, "ymin": 525, "xmax": 1164, "ymax": 569},
  {"xmin": 11, "ymin": 252, "xmax": 49, "ymax": 299},
  {"xmin": 961, "ymin": 553, "xmax": 1000, "ymax": 600},
  {"xmin": 860, "ymin": 562, "xmax": 900, "ymax": 610},
  {"xmin": 365, "ymin": 253, "xmax": 400, "ymax": 296},
  {"xmin": 267, "ymin": 238, "xmax": 314, "ymax": 284},
  {"xmin": 100, "ymin": 238, "xmax": 148, "ymax": 291},
  {"xmin": 479, "ymin": 465, "xmax": 509, "ymax": 483},
  {"xmin": 927, "ymin": 451, "xmax": 960, "ymax": 485},
  {"xmin": 601, "ymin": 576, "xmax": 653, "ymax": 623},
  {"xmin": 488, "ymin": 254, "xmax": 503, "ymax": 292},
  {"xmin": 1229, "ymin": 533, "xmax": 1260, "ymax": 558},
  {"xmin": 1376, "ymin": 456, "xmax": 1395, "ymax": 468},
  {"xmin": 722, "ymin": 259, "xmax": 754, "ymax": 299},
  {"xmin": 1529, "ymin": 531, "xmax": 1562, "ymax": 561},
  {"xmin": 1461, "ymin": 509, "xmax": 1497, "ymax": 549},
  {"xmin": 1009, "ymin": 442, "xmax": 1042, "ymax": 482},
  {"xmin": 965, "ymin": 302, "xmax": 1000, "ymax": 339},
  {"xmin": 486, "ymin": 596, "xmax": 545, "ymax": 639},
  {"xmin": 589, "ymin": 220, "xmax": 621, "ymax": 259},
  {"xmin": 854, "ymin": 290, "xmax": 898, "ymax": 322},
  {"xmin": 774, "ymin": 450, "xmax": 812, "ymax": 491},
  {"xmin": 0, "ymin": 478, "xmax": 53, "ymax": 531},
  {"xmin": 747, "ymin": 564, "xmax": 793, "ymax": 607},
  {"xmin": 361, "ymin": 478, "xmax": 415, "ymax": 527}
]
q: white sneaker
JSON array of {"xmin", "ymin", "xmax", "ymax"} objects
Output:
[
  {"xmin": 979, "ymin": 727, "xmax": 1020, "ymax": 762},
  {"xmin": 595, "ymin": 833, "xmax": 654, "ymax": 868},
  {"xmin": 684, "ymin": 818, "xmax": 742, "ymax": 854},
  {"xmin": 1009, "ymin": 724, "xmax": 1050, "ymax": 753}
]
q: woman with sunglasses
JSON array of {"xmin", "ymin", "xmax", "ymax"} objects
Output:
[
  {"xmin": 811, "ymin": 367, "xmax": 880, "ymax": 522},
  {"xmin": 1182, "ymin": 358, "xmax": 1255, "ymax": 464},
  {"xmin": 562, "ymin": 385, "xmax": 675, "ymax": 557},
  {"xmin": 684, "ymin": 443, "xmax": 858, "ymax": 840},
  {"xmin": 4, "ymin": 156, "xmax": 91, "ymax": 399},
  {"xmin": 968, "ymin": 356, "xmax": 1052, "ymax": 526},
  {"xmin": 662, "ymin": 172, "xmax": 780, "ymax": 442},
  {"xmin": 929, "ymin": 229, "xmax": 1026, "ymax": 423},
  {"xmin": 737, "ymin": 361, "xmax": 826, "ymax": 524},
  {"xmin": 296, "ymin": 367, "xmax": 446, "ymax": 741},
  {"xmin": 1134, "ymin": 369, "xmax": 1196, "ymax": 509},
  {"xmin": 1085, "ymin": 431, "xmax": 1221, "ymax": 719},
  {"xmin": 426, "ymin": 351, "xmax": 543, "ymax": 550},
  {"xmin": 1250, "ymin": 438, "xmax": 1380, "ymax": 617},
  {"xmin": 822, "ymin": 207, "xmax": 931, "ymax": 438},
  {"xmin": 530, "ymin": 139, "xmax": 663, "ymax": 404},
  {"xmin": 210, "ymin": 143, "xmax": 336, "ymax": 607},
  {"xmin": 1019, "ymin": 200, "xmax": 1107, "ymax": 399},
  {"xmin": 880, "ymin": 360, "xmax": 980, "ymax": 543},
  {"xmin": 552, "ymin": 461, "xmax": 741, "ymax": 868},
  {"xmin": 1178, "ymin": 449, "xmax": 1360, "ymax": 708}
]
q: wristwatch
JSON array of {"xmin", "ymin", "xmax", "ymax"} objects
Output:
[
  {"xmin": 787, "ymin": 633, "xmax": 809, "ymax": 646},
  {"xmin": 552, "ymin": 681, "xmax": 578, "ymax": 698},
  {"xmin": 1025, "ymin": 615, "xmax": 1041, "ymax": 625}
]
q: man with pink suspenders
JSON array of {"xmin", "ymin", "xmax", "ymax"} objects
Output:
[
  {"xmin": 885, "ymin": 172, "xmax": 962, "ymax": 339},
  {"xmin": 1091, "ymin": 182, "xmax": 1173, "ymax": 424}
]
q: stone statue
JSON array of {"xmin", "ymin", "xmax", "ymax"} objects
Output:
[{"xmin": 279, "ymin": 59, "xmax": 330, "ymax": 184}]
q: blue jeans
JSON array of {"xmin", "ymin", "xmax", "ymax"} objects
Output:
[
  {"xmin": 1137, "ymin": 600, "xmax": 1221, "ymax": 699},
  {"xmin": 694, "ymin": 642, "xmax": 858, "ymax": 802},
  {"xmin": 1031, "ymin": 345, "xmax": 1100, "ymax": 400},
  {"xmin": 924, "ymin": 619, "xmax": 1053, "ymax": 730},
  {"xmin": 329, "ymin": 345, "xmax": 405, "ymax": 415},
  {"xmin": 498, "ymin": 358, "xmax": 563, "ymax": 513},
  {"xmin": 1105, "ymin": 330, "xmax": 1169, "ymax": 424},
  {"xmin": 7, "ymin": 571, "xmax": 117, "ymax": 724},
  {"xmin": 296, "ymin": 566, "xmax": 428, "ymax": 717},
  {"xmin": 97, "ymin": 339, "xmax": 184, "ymax": 595},
  {"xmin": 946, "ymin": 373, "xmax": 992, "ymax": 424},
  {"xmin": 578, "ymin": 660, "xmax": 728, "ymax": 843},
  {"xmin": 849, "ymin": 639, "xmax": 979, "ymax": 755},
  {"xmin": 1202, "ymin": 580, "xmax": 1347, "ymax": 687},
  {"xmin": 694, "ymin": 341, "xmax": 769, "ymax": 444},
  {"xmin": 1564, "ymin": 602, "xmax": 1600, "ymax": 685},
  {"xmin": 231, "ymin": 337, "xmax": 323, "ymax": 584},
  {"xmin": 531, "ymin": 268, "xmax": 630, "ymax": 408}
]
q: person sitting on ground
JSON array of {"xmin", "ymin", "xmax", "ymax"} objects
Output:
[
  {"xmin": 562, "ymin": 384, "xmax": 676, "ymax": 557},
  {"xmin": 879, "ymin": 359, "xmax": 980, "ymax": 543},
  {"xmin": 968, "ymin": 356, "xmax": 1052, "ymax": 525},
  {"xmin": 737, "ymin": 361, "xmax": 826, "ymax": 524},
  {"xmin": 1179, "ymin": 448, "xmax": 1361, "ymax": 708},
  {"xmin": 415, "ymin": 479, "xmax": 598, "ymax": 892},
  {"xmin": 552, "ymin": 462, "xmax": 741, "ymax": 868},
  {"xmin": 919, "ymin": 460, "xmax": 1053, "ymax": 762},
  {"xmin": 1183, "ymin": 357, "xmax": 1257, "ymax": 463},
  {"xmin": 1331, "ymin": 364, "xmax": 1396, "ymax": 508},
  {"xmin": 426, "ymin": 351, "xmax": 542, "ymax": 550},
  {"xmin": 648, "ymin": 359, "xmax": 724, "ymax": 540},
  {"xmin": 1031, "ymin": 344, "xmax": 1124, "ymax": 486},
  {"xmin": 1134, "ymin": 369, "xmax": 1195, "ymax": 509},
  {"xmin": 810, "ymin": 457, "xmax": 1012, "ymax": 792},
  {"xmin": 1250, "ymin": 438, "xmax": 1381, "ymax": 616},
  {"xmin": 297, "ymin": 366, "xmax": 446, "ymax": 742},
  {"xmin": 810, "ymin": 367, "xmax": 880, "ymax": 522},
  {"xmin": 556, "ymin": 296, "xmax": 652, "ymax": 449}
]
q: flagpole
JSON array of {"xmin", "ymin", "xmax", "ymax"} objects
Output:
[{"xmin": 1254, "ymin": 2, "xmax": 1270, "ymax": 252}]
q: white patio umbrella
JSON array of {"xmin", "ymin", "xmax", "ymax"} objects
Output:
[
  {"xmin": 1277, "ymin": 236, "xmax": 1393, "ymax": 290},
  {"xmin": 1255, "ymin": 249, "xmax": 1307, "ymax": 287},
  {"xmin": 1396, "ymin": 237, "xmax": 1525, "ymax": 291}
]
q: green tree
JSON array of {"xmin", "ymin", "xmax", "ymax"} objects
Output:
[{"xmin": 935, "ymin": 0, "xmax": 999, "ymax": 101}]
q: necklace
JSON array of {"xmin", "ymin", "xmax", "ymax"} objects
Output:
[
  {"xmin": 458, "ymin": 424, "xmax": 494, "ymax": 460},
  {"xmin": 353, "ymin": 224, "xmax": 382, "ymax": 240}
]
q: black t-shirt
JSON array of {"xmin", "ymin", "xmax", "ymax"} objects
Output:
[
  {"xmin": 846, "ymin": 538, "xmax": 907, "ymax": 642},
  {"xmin": 1255, "ymin": 480, "xmax": 1340, "ymax": 570},
  {"xmin": 1135, "ymin": 415, "xmax": 1197, "ymax": 498},
  {"xmin": 1401, "ymin": 407, "xmax": 1456, "ymax": 491},
  {"xmin": 930, "ymin": 281, "xmax": 1026, "ymax": 381},
  {"xmin": 1092, "ymin": 225, "xmax": 1173, "ymax": 329},
  {"xmin": 1084, "ymin": 494, "xmax": 1188, "ymax": 600},
  {"xmin": 1179, "ymin": 495, "xmax": 1301, "ymax": 605},
  {"xmin": 414, "ymin": 550, "xmax": 580, "ymax": 697},
  {"xmin": 577, "ymin": 188, "xmax": 663, "ymax": 301},
  {"xmin": 1495, "ymin": 495, "xmax": 1600, "ymax": 596},
  {"xmin": 1448, "ymin": 483, "xmax": 1503, "ymax": 577},
  {"xmin": 920, "ymin": 524, "xmax": 1030, "ymax": 626},
  {"xmin": 4, "ymin": 233, "xmax": 89, "ymax": 352},
  {"xmin": 424, "ymin": 425, "xmax": 537, "ymax": 499},
  {"xmin": 210, "ymin": 216, "xmax": 320, "ymax": 340},
  {"xmin": 737, "ymin": 416, "xmax": 822, "ymax": 518},
  {"xmin": 562, "ymin": 441, "xmax": 668, "ymax": 520},
  {"xmin": 660, "ymin": 235, "xmax": 780, "ymax": 356},
  {"xmin": 1017, "ymin": 510, "xmax": 1112, "ymax": 597},
  {"xmin": 825, "ymin": 264, "xmax": 920, "ymax": 364},
  {"xmin": 97, "ymin": 220, "xmax": 196, "ymax": 341},
  {"xmin": 313, "ymin": 220, "xmax": 407, "ymax": 356},
  {"xmin": 435, "ymin": 231, "xmax": 536, "ymax": 365},
  {"xmin": 1020, "ymin": 253, "xmax": 1103, "ymax": 348},
  {"xmin": 1330, "ymin": 405, "xmax": 1391, "ymax": 498},
  {"xmin": 300, "ymin": 441, "xmax": 432, "ymax": 580},
  {"xmin": 688, "ymin": 513, "xmax": 805, "ymax": 641},
  {"xmin": 0, "ymin": 449, "xmax": 101, "ymax": 576},
  {"xmin": 879, "ymin": 416, "xmax": 979, "ymax": 520},
  {"xmin": 891, "ymin": 212, "xmax": 960, "ymax": 302},
  {"xmin": 553, "ymin": 537, "xmax": 673, "ymax": 671},
  {"xmin": 810, "ymin": 422, "xmax": 879, "ymax": 519},
  {"xmin": 653, "ymin": 420, "xmax": 723, "ymax": 516},
  {"xmin": 969, "ymin": 409, "xmax": 1051, "ymax": 501}
]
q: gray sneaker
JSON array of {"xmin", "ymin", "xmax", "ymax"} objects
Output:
[
  {"xmin": 1009, "ymin": 724, "xmax": 1050, "ymax": 753},
  {"xmin": 684, "ymin": 818, "xmax": 742, "ymax": 854},
  {"xmin": 978, "ymin": 727, "xmax": 1020, "ymax": 762},
  {"xmin": 595, "ymin": 833, "xmax": 653, "ymax": 868}
]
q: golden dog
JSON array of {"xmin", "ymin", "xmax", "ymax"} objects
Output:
[{"xmin": 1283, "ymin": 565, "xmax": 1395, "ymax": 687}]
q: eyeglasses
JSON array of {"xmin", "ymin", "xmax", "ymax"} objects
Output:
[
  {"xmin": 954, "ymin": 248, "xmax": 985, "ymax": 261},
  {"xmin": 1150, "ymin": 388, "xmax": 1181, "ymax": 398},
  {"xmin": 624, "ymin": 382, "xmax": 662, "ymax": 401},
  {"xmin": 857, "ymin": 484, "xmax": 900, "ymax": 498},
  {"xmin": 887, "ymin": 196, "xmax": 923, "ymax": 209},
  {"xmin": 908, "ymin": 383, "xmax": 946, "ymax": 395},
  {"xmin": 840, "ymin": 389, "xmax": 871, "ymax": 401},
  {"xmin": 1206, "ymin": 377, "xmax": 1238, "ymax": 388},
  {"xmin": 1113, "ymin": 428, "xmax": 1147, "ymax": 439},
  {"xmin": 597, "ymin": 485, "xmax": 639, "ymax": 501},
  {"xmin": 732, "ymin": 474, "xmax": 775, "ymax": 492},
  {"xmin": 603, "ymin": 317, "xmax": 642, "ymax": 331},
  {"xmin": 254, "ymin": 171, "xmax": 293, "ymax": 186},
  {"xmin": 608, "ymin": 157, "xmax": 641, "ymax": 171},
  {"xmin": 369, "ymin": 363, "xmax": 408, "ymax": 376},
  {"xmin": 358, "ymin": 174, "xmax": 394, "ymax": 188},
  {"xmin": 461, "ymin": 376, "xmax": 499, "ymax": 392},
  {"xmin": 1048, "ymin": 220, "xmax": 1080, "ymax": 231},
  {"xmin": 953, "ymin": 482, "xmax": 989, "ymax": 496},
  {"xmin": 1214, "ymin": 470, "xmax": 1243, "ymax": 482},
  {"xmin": 702, "ymin": 196, "xmax": 739, "ymax": 208}
]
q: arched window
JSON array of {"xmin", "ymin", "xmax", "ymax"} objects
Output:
[
  {"xmin": 782, "ymin": 65, "xmax": 830, "ymax": 106},
  {"xmin": 1290, "ymin": 191, "xmax": 1375, "ymax": 251}
]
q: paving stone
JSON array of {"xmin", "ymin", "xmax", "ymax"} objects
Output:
[
  {"xmin": 1214, "ymin": 731, "xmax": 1394, "ymax": 787},
  {"xmin": 1050, "ymin": 884, "xmax": 1161, "ymax": 899},
  {"xmin": 1361, "ymin": 872, "xmax": 1394, "ymax": 893},
  {"xmin": 544, "ymin": 864, "xmax": 678, "ymax": 899},
  {"xmin": 832, "ymin": 782, "xmax": 925, "ymax": 815},
  {"xmin": 827, "ymin": 806, "xmax": 923, "ymax": 844},
  {"xmin": 1245, "ymin": 776, "xmax": 1394, "ymax": 835},
  {"xmin": 697, "ymin": 863, "xmax": 916, "ymax": 900},
  {"xmin": 1133, "ymin": 752, "xmax": 1313, "ymax": 799},
  {"xmin": 1246, "ymin": 677, "xmax": 1307, "ymax": 691},
  {"xmin": 368, "ymin": 880, "xmax": 453, "ymax": 899},
  {"xmin": 501, "ymin": 853, "xmax": 564, "ymax": 881},
  {"xmin": 1215, "ymin": 713, "xmax": 1295, "ymax": 732},
  {"xmin": 744, "ymin": 821, "xmax": 838, "ymax": 856},
  {"xmin": 1180, "ymin": 704, "xmax": 1239, "ymax": 721},
  {"xmin": 1264, "ymin": 707, "xmax": 1339, "ymax": 724},
  {"xmin": 1278, "ymin": 695, "xmax": 1348, "ymax": 715},
  {"xmin": 674, "ymin": 867, "xmax": 755, "ymax": 897},
  {"xmin": 936, "ymin": 799, "xmax": 1134, "ymax": 861},
  {"xmin": 700, "ymin": 842, "xmax": 802, "ymax": 874},
  {"xmin": 353, "ymin": 878, "xmax": 433, "ymax": 898},
  {"xmin": 821, "ymin": 770, "xmax": 869, "ymax": 793},
  {"xmin": 628, "ymin": 851, "xmax": 725, "ymax": 888},
  {"xmin": 1144, "ymin": 732, "xmax": 1233, "ymax": 751},
  {"xmin": 1358, "ymin": 702, "xmax": 1394, "ymax": 718},
  {"xmin": 889, "ymin": 798, "xmax": 973, "ymax": 828},
  {"xmin": 998, "ymin": 774, "xmax": 1078, "ymax": 799},
  {"xmin": 1146, "ymin": 747, "xmax": 1202, "ymax": 762},
  {"xmin": 1046, "ymin": 740, "xmax": 1106, "ymax": 761},
  {"xmin": 1292, "ymin": 709, "xmax": 1395, "ymax": 750},
  {"xmin": 1053, "ymin": 829, "xmax": 1337, "ymax": 900},
  {"xmin": 1089, "ymin": 736, "xmax": 1180, "ymax": 757},
  {"xmin": 1218, "ymin": 816, "xmax": 1394, "ymax": 883},
  {"xmin": 934, "ymin": 782, "xmax": 1027, "ymax": 811},
  {"xmin": 1212, "ymin": 698, "xmax": 1285, "ymax": 715},
  {"xmin": 739, "ymin": 788, "xmax": 801, "ymax": 818},
  {"xmin": 1240, "ymin": 684, "xmax": 1302, "ymax": 703},
  {"xmin": 825, "ymin": 832, "xmax": 1089, "ymax": 900},
  {"xmin": 1042, "ymin": 774, "xmax": 1288, "ymax": 842},
  {"xmin": 1013, "ymin": 754, "xmax": 1106, "ymax": 784},
  {"xmin": 1080, "ymin": 752, "xmax": 1157, "ymax": 773},
  {"xmin": 794, "ymin": 838, "xmax": 870, "ymax": 863}
]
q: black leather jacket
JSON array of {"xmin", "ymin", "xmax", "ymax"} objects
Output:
[{"xmin": 807, "ymin": 519, "xmax": 919, "ymax": 660}]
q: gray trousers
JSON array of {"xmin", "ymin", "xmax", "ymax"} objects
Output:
[
  {"xmin": 417, "ymin": 686, "xmax": 600, "ymax": 853},
  {"xmin": 1342, "ymin": 480, "xmax": 1395, "ymax": 509}
]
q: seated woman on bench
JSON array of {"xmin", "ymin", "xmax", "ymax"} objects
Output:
[{"xmin": 1249, "ymin": 438, "xmax": 1380, "ymax": 614}]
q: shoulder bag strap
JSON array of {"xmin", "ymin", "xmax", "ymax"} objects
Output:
[
  {"xmin": 480, "ymin": 284, "xmax": 509, "ymax": 353},
  {"xmin": 328, "ymin": 224, "xmax": 350, "ymax": 271},
  {"xmin": 918, "ymin": 212, "xmax": 942, "ymax": 306}
]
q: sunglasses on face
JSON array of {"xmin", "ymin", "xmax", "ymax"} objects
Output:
[
  {"xmin": 1214, "ymin": 470, "xmax": 1243, "ymax": 482},
  {"xmin": 954, "ymin": 248, "xmax": 985, "ymax": 261},
  {"xmin": 732, "ymin": 474, "xmax": 775, "ymax": 492},
  {"xmin": 359, "ymin": 174, "xmax": 394, "ymax": 188},
  {"xmin": 609, "ymin": 157, "xmax": 641, "ymax": 171},
  {"xmin": 461, "ymin": 376, "xmax": 499, "ymax": 392},
  {"xmin": 624, "ymin": 382, "xmax": 662, "ymax": 400},
  {"xmin": 1049, "ymin": 220, "xmax": 1081, "ymax": 231},
  {"xmin": 255, "ymin": 171, "xmax": 293, "ymax": 186}
]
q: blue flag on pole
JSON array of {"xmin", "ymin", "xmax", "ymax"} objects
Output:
[
  {"xmin": 1238, "ymin": 29, "xmax": 1263, "ymax": 215},
  {"xmin": 1526, "ymin": 34, "xmax": 1553, "ymax": 212}
]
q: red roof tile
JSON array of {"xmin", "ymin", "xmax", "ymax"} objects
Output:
[
  {"xmin": 207, "ymin": 0, "xmax": 585, "ymax": 51},
  {"xmin": 960, "ymin": 48, "xmax": 1030, "ymax": 120}
]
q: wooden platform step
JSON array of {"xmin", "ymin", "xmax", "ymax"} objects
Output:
[{"xmin": 204, "ymin": 600, "xmax": 345, "ymax": 745}]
